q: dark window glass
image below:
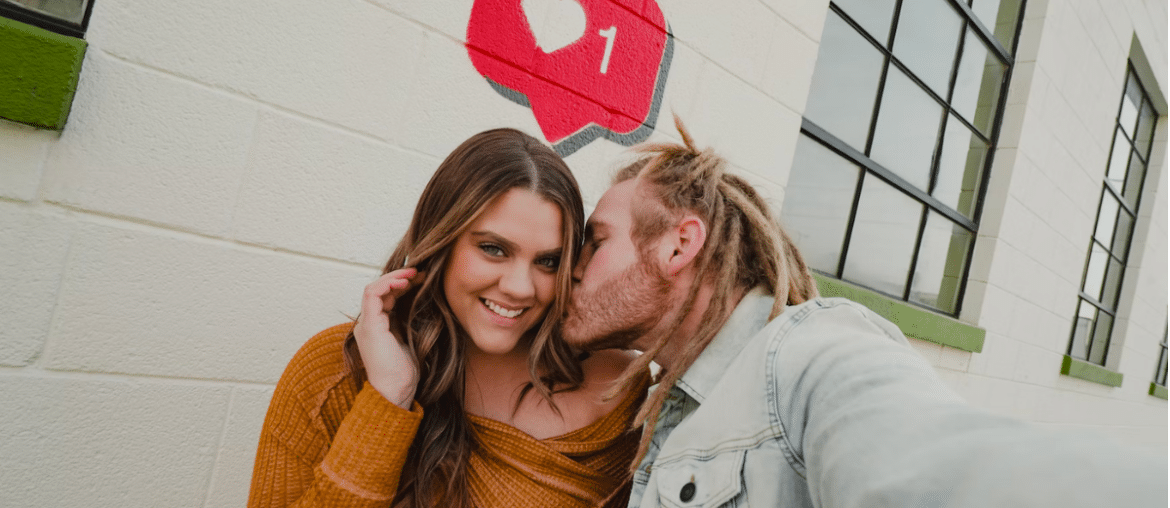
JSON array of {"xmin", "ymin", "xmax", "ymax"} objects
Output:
[
  {"xmin": 0, "ymin": 0, "xmax": 91, "ymax": 37},
  {"xmin": 833, "ymin": 0, "xmax": 898, "ymax": 44},
  {"xmin": 1067, "ymin": 67, "xmax": 1159, "ymax": 366},
  {"xmin": 892, "ymin": 0, "xmax": 964, "ymax": 96},
  {"xmin": 805, "ymin": 11, "xmax": 887, "ymax": 150},
  {"xmin": 843, "ymin": 176, "xmax": 922, "ymax": 298},
  {"xmin": 934, "ymin": 114, "xmax": 988, "ymax": 217},
  {"xmin": 781, "ymin": 136, "xmax": 862, "ymax": 274},
  {"xmin": 870, "ymin": 67, "xmax": 944, "ymax": 189},
  {"xmin": 787, "ymin": 0, "xmax": 1026, "ymax": 316}
]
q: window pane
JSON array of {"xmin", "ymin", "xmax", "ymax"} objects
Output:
[
  {"xmin": 1088, "ymin": 312, "xmax": 1113, "ymax": 365},
  {"xmin": 1082, "ymin": 243, "xmax": 1108, "ymax": 301},
  {"xmin": 908, "ymin": 212, "xmax": 972, "ymax": 313},
  {"xmin": 951, "ymin": 29, "xmax": 1005, "ymax": 135},
  {"xmin": 843, "ymin": 175, "xmax": 922, "ymax": 297},
  {"xmin": 1105, "ymin": 128, "xmax": 1131, "ymax": 193},
  {"xmin": 1119, "ymin": 76, "xmax": 1142, "ymax": 138},
  {"xmin": 1135, "ymin": 100, "xmax": 1156, "ymax": 156},
  {"xmin": 971, "ymin": 0, "xmax": 1022, "ymax": 50},
  {"xmin": 934, "ymin": 114, "xmax": 987, "ymax": 217},
  {"xmin": 1093, "ymin": 192, "xmax": 1120, "ymax": 251},
  {"xmin": 870, "ymin": 67, "xmax": 943, "ymax": 189},
  {"xmin": 806, "ymin": 11, "xmax": 887, "ymax": 150},
  {"xmin": 2, "ymin": 0, "xmax": 88, "ymax": 24},
  {"xmin": 893, "ymin": 0, "xmax": 964, "ymax": 96},
  {"xmin": 1111, "ymin": 209, "xmax": 1135, "ymax": 259},
  {"xmin": 781, "ymin": 136, "xmax": 862, "ymax": 275},
  {"xmin": 833, "ymin": 0, "xmax": 899, "ymax": 45},
  {"xmin": 1069, "ymin": 300, "xmax": 1096, "ymax": 360},
  {"xmin": 1122, "ymin": 151, "xmax": 1147, "ymax": 207},
  {"xmin": 1100, "ymin": 257, "xmax": 1124, "ymax": 309}
]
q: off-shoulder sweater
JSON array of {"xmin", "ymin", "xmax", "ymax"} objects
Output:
[{"xmin": 248, "ymin": 323, "xmax": 647, "ymax": 508}]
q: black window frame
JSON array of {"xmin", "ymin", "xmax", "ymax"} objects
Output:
[
  {"xmin": 0, "ymin": 0, "xmax": 93, "ymax": 38},
  {"xmin": 788, "ymin": 0, "xmax": 1028, "ymax": 316},
  {"xmin": 1154, "ymin": 329, "xmax": 1167, "ymax": 387},
  {"xmin": 1066, "ymin": 64, "xmax": 1159, "ymax": 367}
]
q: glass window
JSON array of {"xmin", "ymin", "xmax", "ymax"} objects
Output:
[
  {"xmin": 934, "ymin": 114, "xmax": 987, "ymax": 217},
  {"xmin": 870, "ymin": 67, "xmax": 944, "ymax": 189},
  {"xmin": 781, "ymin": 136, "xmax": 862, "ymax": 274},
  {"xmin": 1155, "ymin": 330, "xmax": 1167, "ymax": 387},
  {"xmin": 892, "ymin": 0, "xmax": 964, "ymax": 96},
  {"xmin": 909, "ymin": 211, "xmax": 972, "ymax": 313},
  {"xmin": 788, "ymin": 0, "xmax": 1024, "ymax": 316},
  {"xmin": 0, "ymin": 0, "xmax": 91, "ymax": 37},
  {"xmin": 833, "ymin": 0, "xmax": 898, "ymax": 44},
  {"xmin": 1067, "ymin": 67, "xmax": 1160, "ymax": 366},
  {"xmin": 805, "ymin": 11, "xmax": 887, "ymax": 150},
  {"xmin": 843, "ymin": 176, "xmax": 922, "ymax": 298},
  {"xmin": 951, "ymin": 29, "xmax": 1005, "ymax": 135}
]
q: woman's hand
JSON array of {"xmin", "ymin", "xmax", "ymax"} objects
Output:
[{"xmin": 355, "ymin": 267, "xmax": 424, "ymax": 409}]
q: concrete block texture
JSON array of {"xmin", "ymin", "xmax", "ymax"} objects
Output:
[
  {"xmin": 203, "ymin": 386, "xmax": 275, "ymax": 508},
  {"xmin": 231, "ymin": 111, "xmax": 437, "ymax": 266},
  {"xmin": 0, "ymin": 119, "xmax": 54, "ymax": 201},
  {"xmin": 0, "ymin": 374, "xmax": 231, "ymax": 507},
  {"xmin": 87, "ymin": 0, "xmax": 426, "ymax": 143},
  {"xmin": 39, "ymin": 52, "xmax": 257, "ymax": 237},
  {"xmin": 0, "ymin": 203, "xmax": 74, "ymax": 366},
  {"xmin": 41, "ymin": 221, "xmax": 375, "ymax": 383}
]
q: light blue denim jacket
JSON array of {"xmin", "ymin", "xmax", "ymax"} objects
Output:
[{"xmin": 628, "ymin": 290, "xmax": 1166, "ymax": 508}]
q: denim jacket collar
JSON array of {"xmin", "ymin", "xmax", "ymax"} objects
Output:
[{"xmin": 673, "ymin": 287, "xmax": 776, "ymax": 404}]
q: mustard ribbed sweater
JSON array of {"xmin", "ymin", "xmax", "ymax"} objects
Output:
[{"xmin": 248, "ymin": 323, "xmax": 646, "ymax": 507}]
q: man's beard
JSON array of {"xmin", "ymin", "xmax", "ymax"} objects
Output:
[{"xmin": 562, "ymin": 256, "xmax": 672, "ymax": 351}]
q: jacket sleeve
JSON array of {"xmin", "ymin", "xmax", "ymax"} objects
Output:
[
  {"xmin": 248, "ymin": 380, "xmax": 423, "ymax": 508},
  {"xmin": 769, "ymin": 299, "xmax": 1166, "ymax": 508}
]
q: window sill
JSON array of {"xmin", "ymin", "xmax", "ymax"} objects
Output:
[
  {"xmin": 812, "ymin": 274, "xmax": 985, "ymax": 353},
  {"xmin": 1148, "ymin": 382, "xmax": 1167, "ymax": 400},
  {"xmin": 1060, "ymin": 355, "xmax": 1124, "ymax": 387},
  {"xmin": 0, "ymin": 17, "xmax": 86, "ymax": 130}
]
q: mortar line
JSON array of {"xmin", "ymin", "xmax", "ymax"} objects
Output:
[
  {"xmin": 95, "ymin": 50, "xmax": 440, "ymax": 163},
  {"xmin": 0, "ymin": 365, "xmax": 278, "ymax": 388},
  {"xmin": 43, "ymin": 202, "xmax": 384, "ymax": 273}
]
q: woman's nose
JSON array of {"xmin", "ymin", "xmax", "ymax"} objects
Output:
[{"xmin": 498, "ymin": 262, "xmax": 536, "ymax": 300}]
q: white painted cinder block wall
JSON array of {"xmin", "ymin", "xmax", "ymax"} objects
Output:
[
  {"xmin": 0, "ymin": 0, "xmax": 1164, "ymax": 506},
  {"xmin": 946, "ymin": 0, "xmax": 1169, "ymax": 450}
]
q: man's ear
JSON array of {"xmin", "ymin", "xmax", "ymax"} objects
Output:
[{"xmin": 663, "ymin": 214, "xmax": 707, "ymax": 276}]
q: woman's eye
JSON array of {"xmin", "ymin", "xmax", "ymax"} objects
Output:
[
  {"xmin": 479, "ymin": 243, "xmax": 505, "ymax": 257},
  {"xmin": 536, "ymin": 256, "xmax": 560, "ymax": 270}
]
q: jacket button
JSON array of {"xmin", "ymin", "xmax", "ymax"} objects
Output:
[{"xmin": 680, "ymin": 482, "xmax": 696, "ymax": 502}]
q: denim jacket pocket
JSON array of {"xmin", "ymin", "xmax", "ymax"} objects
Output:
[{"xmin": 654, "ymin": 449, "xmax": 746, "ymax": 508}]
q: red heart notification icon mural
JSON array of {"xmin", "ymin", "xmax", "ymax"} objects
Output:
[{"xmin": 467, "ymin": 0, "xmax": 673, "ymax": 156}]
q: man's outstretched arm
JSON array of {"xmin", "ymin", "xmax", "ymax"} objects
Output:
[{"xmin": 769, "ymin": 299, "xmax": 1166, "ymax": 508}]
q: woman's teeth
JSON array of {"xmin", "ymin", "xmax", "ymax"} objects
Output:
[{"xmin": 484, "ymin": 299, "xmax": 524, "ymax": 318}]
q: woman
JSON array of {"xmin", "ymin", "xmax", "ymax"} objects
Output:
[{"xmin": 248, "ymin": 129, "xmax": 648, "ymax": 508}]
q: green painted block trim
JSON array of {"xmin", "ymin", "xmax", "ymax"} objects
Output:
[
  {"xmin": 812, "ymin": 274, "xmax": 985, "ymax": 353},
  {"xmin": 1060, "ymin": 355, "xmax": 1124, "ymax": 387},
  {"xmin": 1149, "ymin": 383, "xmax": 1167, "ymax": 400},
  {"xmin": 0, "ymin": 16, "xmax": 87, "ymax": 130}
]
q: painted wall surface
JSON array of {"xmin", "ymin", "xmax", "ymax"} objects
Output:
[{"xmin": 0, "ymin": 0, "xmax": 1164, "ymax": 506}]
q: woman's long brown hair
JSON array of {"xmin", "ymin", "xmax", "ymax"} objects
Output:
[{"xmin": 342, "ymin": 128, "xmax": 586, "ymax": 507}]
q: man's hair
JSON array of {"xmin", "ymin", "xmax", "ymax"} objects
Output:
[{"xmin": 613, "ymin": 116, "xmax": 819, "ymax": 471}]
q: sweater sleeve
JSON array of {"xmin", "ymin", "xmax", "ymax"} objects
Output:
[{"xmin": 249, "ymin": 378, "xmax": 423, "ymax": 508}]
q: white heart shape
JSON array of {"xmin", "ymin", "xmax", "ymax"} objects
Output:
[{"xmin": 522, "ymin": 0, "xmax": 587, "ymax": 54}]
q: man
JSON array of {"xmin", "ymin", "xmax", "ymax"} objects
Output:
[{"xmin": 563, "ymin": 119, "xmax": 1166, "ymax": 508}]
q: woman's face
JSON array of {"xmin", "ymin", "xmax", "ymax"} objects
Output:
[{"xmin": 443, "ymin": 188, "xmax": 564, "ymax": 356}]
